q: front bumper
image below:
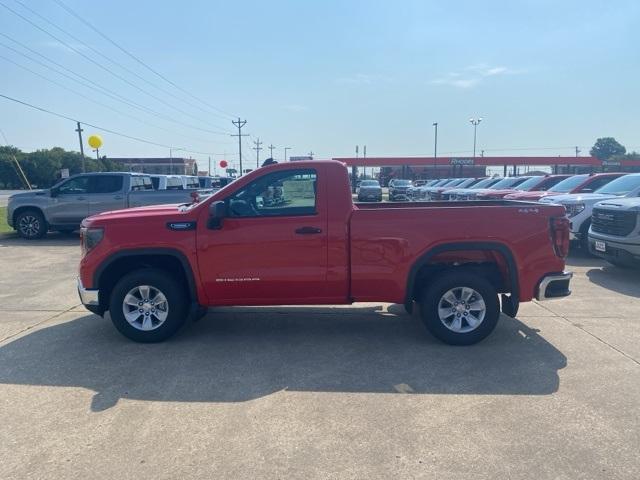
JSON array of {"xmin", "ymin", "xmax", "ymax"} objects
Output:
[
  {"xmin": 588, "ymin": 233, "xmax": 640, "ymax": 265},
  {"xmin": 536, "ymin": 271, "xmax": 573, "ymax": 301},
  {"xmin": 77, "ymin": 277, "xmax": 102, "ymax": 315}
]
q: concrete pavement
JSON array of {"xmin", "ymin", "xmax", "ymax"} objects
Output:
[{"xmin": 0, "ymin": 235, "xmax": 638, "ymax": 479}]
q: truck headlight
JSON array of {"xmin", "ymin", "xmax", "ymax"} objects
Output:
[
  {"xmin": 81, "ymin": 227, "xmax": 104, "ymax": 255},
  {"xmin": 564, "ymin": 203, "xmax": 585, "ymax": 218}
]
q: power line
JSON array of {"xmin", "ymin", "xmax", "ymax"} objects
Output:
[
  {"xmin": 231, "ymin": 118, "xmax": 248, "ymax": 175},
  {"xmin": 0, "ymin": 34, "xmax": 234, "ymax": 140},
  {"xmin": 0, "ymin": 92, "xmax": 231, "ymax": 156},
  {"xmin": 1, "ymin": 1, "xmax": 233, "ymax": 134},
  {"xmin": 51, "ymin": 0, "xmax": 238, "ymax": 120}
]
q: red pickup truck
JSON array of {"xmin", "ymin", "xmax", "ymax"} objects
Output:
[{"xmin": 78, "ymin": 160, "xmax": 572, "ymax": 345}]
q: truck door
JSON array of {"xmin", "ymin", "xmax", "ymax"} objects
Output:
[
  {"xmin": 87, "ymin": 175, "xmax": 127, "ymax": 216},
  {"xmin": 48, "ymin": 175, "xmax": 89, "ymax": 226},
  {"xmin": 197, "ymin": 168, "xmax": 329, "ymax": 304}
]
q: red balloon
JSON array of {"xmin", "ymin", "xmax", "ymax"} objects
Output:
[{"xmin": 219, "ymin": 160, "xmax": 228, "ymax": 168}]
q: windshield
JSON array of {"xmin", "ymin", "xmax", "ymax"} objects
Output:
[
  {"xmin": 471, "ymin": 178, "xmax": 498, "ymax": 189},
  {"xmin": 513, "ymin": 176, "xmax": 543, "ymax": 191},
  {"xmin": 594, "ymin": 175, "xmax": 640, "ymax": 196},
  {"xmin": 456, "ymin": 178, "xmax": 479, "ymax": 188},
  {"xmin": 360, "ymin": 180, "xmax": 379, "ymax": 186},
  {"xmin": 550, "ymin": 174, "xmax": 588, "ymax": 193},
  {"xmin": 489, "ymin": 177, "xmax": 527, "ymax": 189},
  {"xmin": 394, "ymin": 180, "xmax": 412, "ymax": 186}
]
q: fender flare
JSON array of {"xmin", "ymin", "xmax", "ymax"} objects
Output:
[
  {"xmin": 93, "ymin": 248, "xmax": 198, "ymax": 303},
  {"xmin": 404, "ymin": 241, "xmax": 519, "ymax": 313}
]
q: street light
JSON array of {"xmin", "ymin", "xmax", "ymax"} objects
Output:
[
  {"xmin": 469, "ymin": 117, "xmax": 482, "ymax": 158},
  {"xmin": 432, "ymin": 122, "xmax": 438, "ymax": 176}
]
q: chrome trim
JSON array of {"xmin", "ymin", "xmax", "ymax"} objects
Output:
[
  {"xmin": 536, "ymin": 272, "xmax": 573, "ymax": 301},
  {"xmin": 77, "ymin": 277, "xmax": 99, "ymax": 306}
]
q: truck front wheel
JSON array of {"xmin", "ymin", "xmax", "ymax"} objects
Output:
[
  {"xmin": 15, "ymin": 209, "xmax": 47, "ymax": 239},
  {"xmin": 420, "ymin": 271, "xmax": 500, "ymax": 345},
  {"xmin": 109, "ymin": 269, "xmax": 188, "ymax": 342}
]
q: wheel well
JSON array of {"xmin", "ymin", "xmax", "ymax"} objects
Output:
[
  {"xmin": 12, "ymin": 206, "xmax": 45, "ymax": 227},
  {"xmin": 411, "ymin": 261, "xmax": 507, "ymax": 302},
  {"xmin": 96, "ymin": 254, "xmax": 194, "ymax": 312}
]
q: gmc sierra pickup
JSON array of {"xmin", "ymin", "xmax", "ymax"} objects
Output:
[
  {"xmin": 7, "ymin": 172, "xmax": 202, "ymax": 239},
  {"xmin": 77, "ymin": 160, "xmax": 572, "ymax": 345},
  {"xmin": 589, "ymin": 197, "xmax": 640, "ymax": 267}
]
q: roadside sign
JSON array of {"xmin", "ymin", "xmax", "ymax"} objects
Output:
[{"xmin": 61, "ymin": 168, "xmax": 70, "ymax": 178}]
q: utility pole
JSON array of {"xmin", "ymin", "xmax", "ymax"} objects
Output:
[
  {"xmin": 308, "ymin": 151, "xmax": 314, "ymax": 158},
  {"xmin": 208, "ymin": 156, "xmax": 211, "ymax": 176},
  {"xmin": 481, "ymin": 150, "xmax": 485, "ymax": 157},
  {"xmin": 268, "ymin": 143, "xmax": 276, "ymax": 159},
  {"xmin": 75, "ymin": 122, "xmax": 85, "ymax": 172},
  {"xmin": 575, "ymin": 146, "xmax": 580, "ymax": 157},
  {"xmin": 231, "ymin": 118, "xmax": 248, "ymax": 175},
  {"xmin": 284, "ymin": 147, "xmax": 291, "ymax": 162},
  {"xmin": 253, "ymin": 138, "xmax": 263, "ymax": 168},
  {"xmin": 363, "ymin": 145, "xmax": 367, "ymax": 178}
]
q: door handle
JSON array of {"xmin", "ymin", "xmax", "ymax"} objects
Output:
[{"xmin": 295, "ymin": 226, "xmax": 322, "ymax": 235}]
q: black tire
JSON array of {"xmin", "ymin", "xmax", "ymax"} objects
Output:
[
  {"xmin": 109, "ymin": 268, "xmax": 188, "ymax": 342},
  {"xmin": 579, "ymin": 220, "xmax": 592, "ymax": 253},
  {"xmin": 419, "ymin": 270, "xmax": 500, "ymax": 345},
  {"xmin": 15, "ymin": 209, "xmax": 47, "ymax": 239}
]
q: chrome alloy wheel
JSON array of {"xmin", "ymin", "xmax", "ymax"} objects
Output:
[
  {"xmin": 19, "ymin": 215, "xmax": 41, "ymax": 237},
  {"xmin": 122, "ymin": 285, "xmax": 169, "ymax": 331},
  {"xmin": 437, "ymin": 287, "xmax": 486, "ymax": 333}
]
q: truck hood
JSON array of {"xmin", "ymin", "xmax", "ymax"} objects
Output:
[
  {"xmin": 84, "ymin": 203, "xmax": 187, "ymax": 225},
  {"xmin": 9, "ymin": 189, "xmax": 48, "ymax": 199},
  {"xmin": 594, "ymin": 197, "xmax": 640, "ymax": 211},
  {"xmin": 504, "ymin": 190, "xmax": 552, "ymax": 201},
  {"xmin": 540, "ymin": 193, "xmax": 617, "ymax": 205}
]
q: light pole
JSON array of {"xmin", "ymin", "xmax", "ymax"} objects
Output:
[
  {"xmin": 284, "ymin": 147, "xmax": 291, "ymax": 162},
  {"xmin": 469, "ymin": 117, "xmax": 482, "ymax": 158},
  {"xmin": 169, "ymin": 148, "xmax": 185, "ymax": 174},
  {"xmin": 432, "ymin": 122, "xmax": 438, "ymax": 177}
]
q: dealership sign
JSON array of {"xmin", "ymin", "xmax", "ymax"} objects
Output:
[
  {"xmin": 450, "ymin": 158, "xmax": 475, "ymax": 166},
  {"xmin": 602, "ymin": 160, "xmax": 621, "ymax": 166}
]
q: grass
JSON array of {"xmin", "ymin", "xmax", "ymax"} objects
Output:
[{"xmin": 0, "ymin": 207, "xmax": 12, "ymax": 234}]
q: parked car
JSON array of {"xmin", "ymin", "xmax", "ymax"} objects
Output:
[
  {"xmin": 588, "ymin": 197, "xmax": 640, "ymax": 267},
  {"xmin": 410, "ymin": 179, "xmax": 448, "ymax": 201},
  {"xmin": 429, "ymin": 178, "xmax": 486, "ymax": 201},
  {"xmin": 475, "ymin": 175, "xmax": 570, "ymax": 200},
  {"xmin": 454, "ymin": 177, "xmax": 531, "ymax": 200},
  {"xmin": 357, "ymin": 180, "xmax": 383, "ymax": 202},
  {"xmin": 504, "ymin": 173, "xmax": 626, "ymax": 201},
  {"xmin": 442, "ymin": 177, "xmax": 502, "ymax": 201},
  {"xmin": 388, "ymin": 179, "xmax": 413, "ymax": 201},
  {"xmin": 182, "ymin": 176, "xmax": 200, "ymax": 189},
  {"xmin": 7, "ymin": 172, "xmax": 201, "ymax": 239},
  {"xmin": 421, "ymin": 178, "xmax": 467, "ymax": 200},
  {"xmin": 77, "ymin": 160, "xmax": 572, "ymax": 345},
  {"xmin": 541, "ymin": 173, "xmax": 640, "ymax": 250}
]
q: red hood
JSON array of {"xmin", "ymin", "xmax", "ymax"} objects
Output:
[
  {"xmin": 504, "ymin": 190, "xmax": 557, "ymax": 201},
  {"xmin": 82, "ymin": 203, "xmax": 190, "ymax": 226},
  {"xmin": 476, "ymin": 189, "xmax": 518, "ymax": 199}
]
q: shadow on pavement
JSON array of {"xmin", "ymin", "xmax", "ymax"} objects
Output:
[
  {"xmin": 586, "ymin": 266, "xmax": 640, "ymax": 298},
  {"xmin": 0, "ymin": 305, "xmax": 566, "ymax": 411},
  {"xmin": 0, "ymin": 231, "xmax": 79, "ymax": 247},
  {"xmin": 566, "ymin": 247, "xmax": 606, "ymax": 268}
]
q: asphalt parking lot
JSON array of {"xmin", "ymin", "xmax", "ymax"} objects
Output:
[{"xmin": 0, "ymin": 233, "xmax": 639, "ymax": 479}]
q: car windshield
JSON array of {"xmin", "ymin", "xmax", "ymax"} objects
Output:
[
  {"xmin": 455, "ymin": 178, "xmax": 478, "ymax": 188},
  {"xmin": 394, "ymin": 180, "xmax": 412, "ymax": 186},
  {"xmin": 550, "ymin": 174, "xmax": 588, "ymax": 192},
  {"xmin": 489, "ymin": 177, "xmax": 526, "ymax": 189},
  {"xmin": 360, "ymin": 180, "xmax": 379, "ymax": 186},
  {"xmin": 513, "ymin": 176, "xmax": 543, "ymax": 191},
  {"xmin": 594, "ymin": 175, "xmax": 640, "ymax": 196},
  {"xmin": 471, "ymin": 178, "xmax": 498, "ymax": 189}
]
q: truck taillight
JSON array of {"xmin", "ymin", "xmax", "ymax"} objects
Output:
[{"xmin": 550, "ymin": 217, "xmax": 570, "ymax": 258}]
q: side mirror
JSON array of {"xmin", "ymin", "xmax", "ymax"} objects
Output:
[{"xmin": 208, "ymin": 200, "xmax": 226, "ymax": 229}]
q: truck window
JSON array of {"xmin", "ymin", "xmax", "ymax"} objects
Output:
[
  {"xmin": 130, "ymin": 176, "xmax": 153, "ymax": 191},
  {"xmin": 228, "ymin": 169, "xmax": 317, "ymax": 218},
  {"xmin": 58, "ymin": 176, "xmax": 89, "ymax": 194},
  {"xmin": 88, "ymin": 175, "xmax": 123, "ymax": 194},
  {"xmin": 151, "ymin": 177, "xmax": 160, "ymax": 190},
  {"xmin": 167, "ymin": 177, "xmax": 183, "ymax": 190}
]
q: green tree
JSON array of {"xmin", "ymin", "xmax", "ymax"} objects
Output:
[{"xmin": 590, "ymin": 137, "xmax": 626, "ymax": 161}]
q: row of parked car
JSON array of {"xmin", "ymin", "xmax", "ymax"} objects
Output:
[{"xmin": 355, "ymin": 172, "xmax": 640, "ymax": 267}]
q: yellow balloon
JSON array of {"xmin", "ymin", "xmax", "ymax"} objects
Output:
[{"xmin": 88, "ymin": 135, "xmax": 103, "ymax": 149}]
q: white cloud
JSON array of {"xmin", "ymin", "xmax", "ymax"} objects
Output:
[{"xmin": 431, "ymin": 64, "xmax": 523, "ymax": 88}]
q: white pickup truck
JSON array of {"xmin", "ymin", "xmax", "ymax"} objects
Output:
[{"xmin": 7, "ymin": 172, "xmax": 202, "ymax": 239}]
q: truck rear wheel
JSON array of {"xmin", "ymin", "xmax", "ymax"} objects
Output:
[
  {"xmin": 419, "ymin": 271, "xmax": 500, "ymax": 345},
  {"xmin": 109, "ymin": 269, "xmax": 188, "ymax": 342},
  {"xmin": 15, "ymin": 209, "xmax": 47, "ymax": 239}
]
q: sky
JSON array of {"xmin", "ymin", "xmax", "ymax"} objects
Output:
[{"xmin": 0, "ymin": 0, "xmax": 639, "ymax": 173}]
